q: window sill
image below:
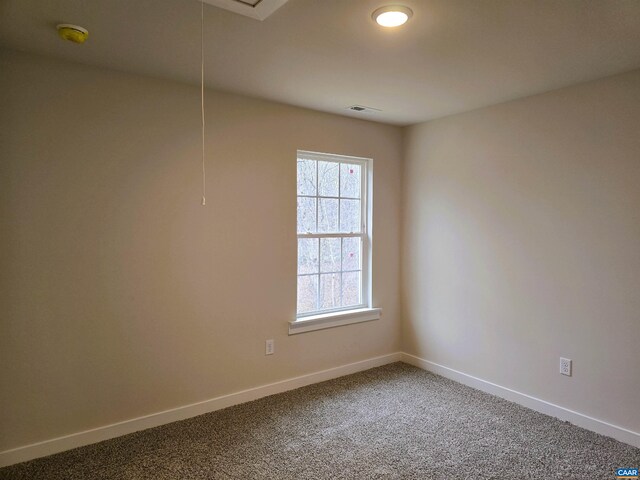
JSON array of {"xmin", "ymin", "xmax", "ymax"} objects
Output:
[{"xmin": 289, "ymin": 308, "xmax": 381, "ymax": 335}]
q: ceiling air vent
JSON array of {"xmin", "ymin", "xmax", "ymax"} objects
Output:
[
  {"xmin": 201, "ymin": 0, "xmax": 289, "ymax": 20},
  {"xmin": 347, "ymin": 105, "xmax": 382, "ymax": 113}
]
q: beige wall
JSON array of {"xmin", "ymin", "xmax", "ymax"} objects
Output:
[
  {"xmin": 403, "ymin": 69, "xmax": 640, "ymax": 432},
  {"xmin": 3, "ymin": 45, "xmax": 638, "ymax": 454},
  {"xmin": 0, "ymin": 49, "xmax": 403, "ymax": 451}
]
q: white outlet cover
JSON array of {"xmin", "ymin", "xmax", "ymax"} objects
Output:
[
  {"xmin": 560, "ymin": 357, "xmax": 572, "ymax": 376},
  {"xmin": 265, "ymin": 339, "xmax": 274, "ymax": 355}
]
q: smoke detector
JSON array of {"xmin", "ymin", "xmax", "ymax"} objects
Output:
[{"xmin": 56, "ymin": 24, "xmax": 89, "ymax": 44}]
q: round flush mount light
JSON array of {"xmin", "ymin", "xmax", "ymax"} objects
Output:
[{"xmin": 372, "ymin": 5, "xmax": 413, "ymax": 27}]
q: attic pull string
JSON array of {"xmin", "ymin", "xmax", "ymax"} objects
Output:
[{"xmin": 201, "ymin": 0, "xmax": 206, "ymax": 206}]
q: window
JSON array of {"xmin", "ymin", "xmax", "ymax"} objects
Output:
[{"xmin": 292, "ymin": 151, "xmax": 380, "ymax": 334}]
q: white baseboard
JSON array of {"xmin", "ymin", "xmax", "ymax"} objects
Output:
[
  {"xmin": 0, "ymin": 352, "xmax": 402, "ymax": 468},
  {"xmin": 3, "ymin": 351, "xmax": 636, "ymax": 468},
  {"xmin": 400, "ymin": 352, "xmax": 640, "ymax": 449}
]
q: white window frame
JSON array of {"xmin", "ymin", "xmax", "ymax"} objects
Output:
[{"xmin": 290, "ymin": 150, "xmax": 380, "ymax": 335}]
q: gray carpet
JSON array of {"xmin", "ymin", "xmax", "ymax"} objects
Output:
[{"xmin": 1, "ymin": 363, "xmax": 638, "ymax": 479}]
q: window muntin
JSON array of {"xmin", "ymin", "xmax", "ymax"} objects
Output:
[{"xmin": 296, "ymin": 151, "xmax": 370, "ymax": 317}]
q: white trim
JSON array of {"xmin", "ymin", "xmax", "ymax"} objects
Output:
[
  {"xmin": 0, "ymin": 352, "xmax": 401, "ymax": 468},
  {"xmin": 201, "ymin": 0, "xmax": 289, "ymax": 21},
  {"xmin": 365, "ymin": 157, "xmax": 373, "ymax": 310},
  {"xmin": 289, "ymin": 308, "xmax": 381, "ymax": 335},
  {"xmin": 296, "ymin": 150, "xmax": 373, "ymax": 319},
  {"xmin": 400, "ymin": 352, "xmax": 640, "ymax": 449},
  {"xmin": 4, "ymin": 351, "xmax": 634, "ymax": 468},
  {"xmin": 297, "ymin": 150, "xmax": 371, "ymax": 165}
]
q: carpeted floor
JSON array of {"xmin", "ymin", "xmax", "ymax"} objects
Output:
[{"xmin": 1, "ymin": 363, "xmax": 638, "ymax": 479}]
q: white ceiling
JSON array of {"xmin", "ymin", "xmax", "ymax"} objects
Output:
[{"xmin": 1, "ymin": 0, "xmax": 640, "ymax": 125}]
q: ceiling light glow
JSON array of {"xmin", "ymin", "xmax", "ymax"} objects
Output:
[{"xmin": 372, "ymin": 6, "xmax": 413, "ymax": 27}]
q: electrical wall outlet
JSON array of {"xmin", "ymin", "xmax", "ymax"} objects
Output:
[
  {"xmin": 560, "ymin": 357, "xmax": 572, "ymax": 376},
  {"xmin": 265, "ymin": 339, "xmax": 274, "ymax": 356}
]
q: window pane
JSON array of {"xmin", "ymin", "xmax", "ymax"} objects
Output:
[
  {"xmin": 320, "ymin": 273, "xmax": 341, "ymax": 310},
  {"xmin": 320, "ymin": 238, "xmax": 341, "ymax": 273},
  {"xmin": 318, "ymin": 161, "xmax": 339, "ymax": 197},
  {"xmin": 318, "ymin": 198, "xmax": 338, "ymax": 232},
  {"xmin": 339, "ymin": 199, "xmax": 361, "ymax": 233},
  {"xmin": 297, "ymin": 159, "xmax": 317, "ymax": 196},
  {"xmin": 297, "ymin": 275, "xmax": 318, "ymax": 314},
  {"xmin": 342, "ymin": 271, "xmax": 361, "ymax": 307},
  {"xmin": 298, "ymin": 238, "xmax": 318, "ymax": 274},
  {"xmin": 296, "ymin": 153, "xmax": 369, "ymax": 317},
  {"xmin": 340, "ymin": 163, "xmax": 361, "ymax": 198},
  {"xmin": 297, "ymin": 197, "xmax": 316, "ymax": 233},
  {"xmin": 342, "ymin": 237, "xmax": 361, "ymax": 271}
]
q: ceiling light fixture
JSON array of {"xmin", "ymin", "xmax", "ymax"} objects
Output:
[{"xmin": 372, "ymin": 5, "xmax": 413, "ymax": 27}]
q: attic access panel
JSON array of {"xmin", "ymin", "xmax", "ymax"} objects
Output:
[{"xmin": 202, "ymin": 0, "xmax": 289, "ymax": 20}]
